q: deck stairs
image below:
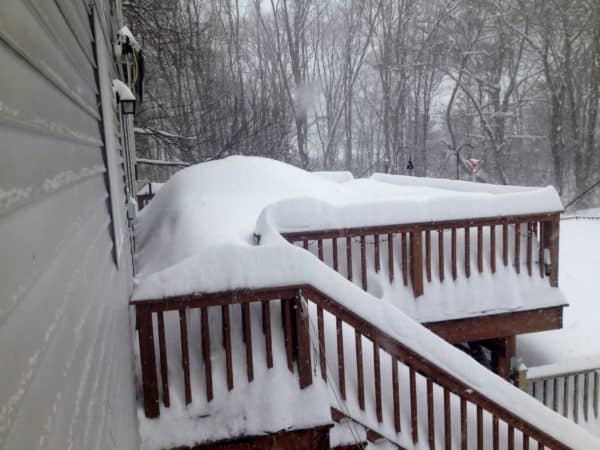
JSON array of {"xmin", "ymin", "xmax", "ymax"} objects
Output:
[
  {"xmin": 133, "ymin": 285, "xmax": 596, "ymax": 450},
  {"xmin": 132, "ymin": 214, "xmax": 599, "ymax": 449}
]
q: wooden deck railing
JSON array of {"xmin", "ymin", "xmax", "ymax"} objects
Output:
[
  {"xmin": 522, "ymin": 365, "xmax": 600, "ymax": 424},
  {"xmin": 132, "ymin": 283, "xmax": 573, "ymax": 449},
  {"xmin": 280, "ymin": 213, "xmax": 560, "ymax": 297}
]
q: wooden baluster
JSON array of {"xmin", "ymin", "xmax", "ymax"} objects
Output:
[
  {"xmin": 550, "ymin": 217, "xmax": 559, "ymax": 286},
  {"xmin": 502, "ymin": 223, "xmax": 509, "ymax": 266},
  {"xmin": 303, "ymin": 239, "xmax": 308, "ymax": 250},
  {"xmin": 402, "ymin": 233, "xmax": 408, "ymax": 286},
  {"xmin": 318, "ymin": 306, "xmax": 326, "ymax": 381},
  {"xmin": 179, "ymin": 309, "xmax": 192, "ymax": 404},
  {"xmin": 374, "ymin": 342, "xmax": 382, "ymax": 422},
  {"xmin": 527, "ymin": 222, "xmax": 533, "ymax": 276},
  {"xmin": 157, "ymin": 311, "xmax": 170, "ymax": 407},
  {"xmin": 543, "ymin": 379, "xmax": 548, "ymax": 405},
  {"xmin": 346, "ymin": 236, "xmax": 353, "ymax": 281},
  {"xmin": 464, "ymin": 226, "xmax": 471, "ymax": 278},
  {"xmin": 451, "ymin": 227, "xmax": 457, "ymax": 280},
  {"xmin": 137, "ymin": 306, "xmax": 159, "ymax": 418},
  {"xmin": 332, "ymin": 237, "xmax": 339, "ymax": 272},
  {"xmin": 438, "ymin": 229, "xmax": 445, "ymax": 282},
  {"xmin": 337, "ymin": 318, "xmax": 346, "ymax": 400},
  {"xmin": 538, "ymin": 442, "xmax": 544, "ymax": 450},
  {"xmin": 355, "ymin": 331, "xmax": 365, "ymax": 410},
  {"xmin": 490, "ymin": 224, "xmax": 496, "ymax": 273},
  {"xmin": 461, "ymin": 397, "xmax": 467, "ymax": 450},
  {"xmin": 532, "ymin": 380, "xmax": 537, "ymax": 398},
  {"xmin": 241, "ymin": 304, "xmax": 247, "ymax": 343},
  {"xmin": 492, "ymin": 415, "xmax": 499, "ymax": 450},
  {"xmin": 523, "ymin": 435, "xmax": 530, "ymax": 450},
  {"xmin": 317, "ymin": 239, "xmax": 324, "ymax": 261},
  {"xmin": 387, "ymin": 233, "xmax": 395, "ymax": 282},
  {"xmin": 477, "ymin": 225, "xmax": 483, "ymax": 273},
  {"xmin": 410, "ymin": 367, "xmax": 418, "ymax": 444},
  {"xmin": 553, "ymin": 378, "xmax": 558, "ymax": 411},
  {"xmin": 222, "ymin": 305, "xmax": 233, "ymax": 390},
  {"xmin": 360, "ymin": 235, "xmax": 367, "ymax": 290},
  {"xmin": 444, "ymin": 387, "xmax": 451, "ymax": 450},
  {"xmin": 508, "ymin": 425, "xmax": 515, "ymax": 450},
  {"xmin": 392, "ymin": 356, "xmax": 401, "ymax": 433},
  {"xmin": 201, "ymin": 307, "xmax": 213, "ymax": 401},
  {"xmin": 476, "ymin": 405, "xmax": 483, "ymax": 450},
  {"xmin": 427, "ymin": 378, "xmax": 435, "ymax": 450},
  {"xmin": 539, "ymin": 221, "xmax": 545, "ymax": 278},
  {"xmin": 425, "ymin": 229, "xmax": 432, "ymax": 282},
  {"xmin": 261, "ymin": 301, "xmax": 268, "ymax": 335},
  {"xmin": 584, "ymin": 373, "xmax": 590, "ymax": 421},
  {"xmin": 294, "ymin": 296, "xmax": 312, "ymax": 389},
  {"xmin": 514, "ymin": 222, "xmax": 521, "ymax": 274},
  {"xmin": 594, "ymin": 371, "xmax": 599, "ymax": 419},
  {"xmin": 221, "ymin": 302, "xmax": 227, "ymax": 350},
  {"xmin": 242, "ymin": 303, "xmax": 253, "ymax": 382},
  {"xmin": 574, "ymin": 374, "xmax": 579, "ymax": 423},
  {"xmin": 374, "ymin": 234, "xmax": 380, "ymax": 272},
  {"xmin": 410, "ymin": 230, "xmax": 424, "ymax": 297},
  {"xmin": 563, "ymin": 376, "xmax": 569, "ymax": 417},
  {"xmin": 282, "ymin": 299, "xmax": 294, "ymax": 372},
  {"xmin": 261, "ymin": 302, "xmax": 273, "ymax": 369}
]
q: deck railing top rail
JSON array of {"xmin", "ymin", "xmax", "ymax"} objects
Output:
[
  {"xmin": 276, "ymin": 211, "xmax": 561, "ymax": 298},
  {"xmin": 279, "ymin": 212, "xmax": 560, "ymax": 241}
]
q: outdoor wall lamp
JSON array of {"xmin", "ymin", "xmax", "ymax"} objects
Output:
[{"xmin": 112, "ymin": 79, "xmax": 136, "ymax": 115}]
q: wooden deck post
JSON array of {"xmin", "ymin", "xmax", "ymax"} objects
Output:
[
  {"xmin": 489, "ymin": 336, "xmax": 516, "ymax": 380},
  {"xmin": 410, "ymin": 231, "xmax": 424, "ymax": 297},
  {"xmin": 137, "ymin": 305, "xmax": 160, "ymax": 418},
  {"xmin": 294, "ymin": 294, "xmax": 313, "ymax": 389},
  {"xmin": 516, "ymin": 365, "xmax": 528, "ymax": 391},
  {"xmin": 541, "ymin": 217, "xmax": 560, "ymax": 287},
  {"xmin": 549, "ymin": 217, "xmax": 560, "ymax": 287}
]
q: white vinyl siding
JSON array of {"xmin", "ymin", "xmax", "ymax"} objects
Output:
[
  {"xmin": 94, "ymin": 11, "xmax": 126, "ymax": 266},
  {"xmin": 0, "ymin": 0, "xmax": 138, "ymax": 448}
]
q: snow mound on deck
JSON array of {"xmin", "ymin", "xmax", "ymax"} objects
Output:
[
  {"xmin": 137, "ymin": 156, "xmax": 562, "ymax": 277},
  {"xmin": 135, "ymin": 156, "xmax": 345, "ymax": 276}
]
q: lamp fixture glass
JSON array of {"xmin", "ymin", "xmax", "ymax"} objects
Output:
[{"xmin": 120, "ymin": 98, "xmax": 136, "ymax": 115}]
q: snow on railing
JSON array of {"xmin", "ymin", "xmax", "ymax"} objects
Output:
[
  {"xmin": 280, "ymin": 212, "xmax": 561, "ymax": 299},
  {"xmin": 520, "ymin": 356, "xmax": 600, "ymax": 425},
  {"xmin": 131, "ymin": 283, "xmax": 591, "ymax": 450}
]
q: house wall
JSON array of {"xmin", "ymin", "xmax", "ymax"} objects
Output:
[{"xmin": 0, "ymin": 0, "xmax": 139, "ymax": 449}]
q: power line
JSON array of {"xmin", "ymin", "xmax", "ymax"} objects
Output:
[{"xmin": 564, "ymin": 179, "xmax": 600, "ymax": 210}]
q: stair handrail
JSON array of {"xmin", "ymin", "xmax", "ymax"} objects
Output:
[{"xmin": 132, "ymin": 281, "xmax": 591, "ymax": 449}]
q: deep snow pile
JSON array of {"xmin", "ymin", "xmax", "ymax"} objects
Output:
[
  {"xmin": 133, "ymin": 156, "xmax": 598, "ymax": 449},
  {"xmin": 518, "ymin": 209, "xmax": 600, "ymax": 366},
  {"xmin": 135, "ymin": 156, "xmax": 562, "ymax": 279},
  {"xmin": 136, "ymin": 156, "xmax": 565, "ymax": 322}
]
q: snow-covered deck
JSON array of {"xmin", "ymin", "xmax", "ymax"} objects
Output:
[
  {"xmin": 131, "ymin": 156, "xmax": 588, "ymax": 449},
  {"xmin": 134, "ymin": 156, "xmax": 565, "ymax": 323}
]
